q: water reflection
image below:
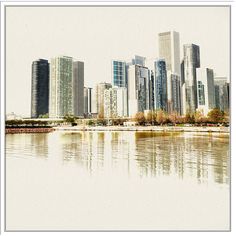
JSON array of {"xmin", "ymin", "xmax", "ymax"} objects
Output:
[
  {"xmin": 6, "ymin": 131, "xmax": 229, "ymax": 185},
  {"xmin": 6, "ymin": 133, "xmax": 48, "ymax": 159}
]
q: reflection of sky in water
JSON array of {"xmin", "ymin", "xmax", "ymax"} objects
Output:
[{"xmin": 6, "ymin": 131, "xmax": 229, "ymax": 185}]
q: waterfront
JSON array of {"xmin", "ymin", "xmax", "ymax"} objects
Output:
[{"xmin": 6, "ymin": 131, "xmax": 230, "ymax": 230}]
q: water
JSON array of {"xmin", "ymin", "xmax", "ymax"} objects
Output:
[{"xmin": 6, "ymin": 131, "xmax": 230, "ymax": 230}]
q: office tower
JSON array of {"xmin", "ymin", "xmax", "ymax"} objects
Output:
[
  {"xmin": 112, "ymin": 60, "xmax": 127, "ymax": 87},
  {"xmin": 49, "ymin": 56, "xmax": 84, "ymax": 118},
  {"xmin": 158, "ymin": 31, "xmax": 180, "ymax": 75},
  {"xmin": 96, "ymin": 82, "xmax": 112, "ymax": 118},
  {"xmin": 149, "ymin": 70, "xmax": 155, "ymax": 111},
  {"xmin": 158, "ymin": 31, "xmax": 181, "ymax": 113},
  {"xmin": 182, "ymin": 44, "xmax": 200, "ymax": 114},
  {"xmin": 31, "ymin": 59, "xmax": 49, "ymax": 118},
  {"xmin": 197, "ymin": 81, "xmax": 205, "ymax": 106},
  {"xmin": 154, "ymin": 59, "xmax": 167, "ymax": 112},
  {"xmin": 128, "ymin": 65, "xmax": 150, "ymax": 117},
  {"xmin": 104, "ymin": 87, "xmax": 128, "ymax": 118},
  {"xmin": 73, "ymin": 61, "xmax": 84, "ymax": 117},
  {"xmin": 132, "ymin": 55, "xmax": 146, "ymax": 67},
  {"xmin": 171, "ymin": 73, "xmax": 181, "ymax": 114},
  {"xmin": 196, "ymin": 68, "xmax": 215, "ymax": 115},
  {"xmin": 214, "ymin": 77, "xmax": 229, "ymax": 112},
  {"xmin": 84, "ymin": 87, "xmax": 92, "ymax": 116}
]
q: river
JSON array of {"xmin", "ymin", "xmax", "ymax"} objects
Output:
[{"xmin": 5, "ymin": 131, "xmax": 230, "ymax": 230}]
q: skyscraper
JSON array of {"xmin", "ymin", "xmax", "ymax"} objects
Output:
[
  {"xmin": 149, "ymin": 70, "xmax": 155, "ymax": 111},
  {"xmin": 73, "ymin": 61, "xmax": 84, "ymax": 117},
  {"xmin": 158, "ymin": 31, "xmax": 181, "ymax": 113},
  {"xmin": 31, "ymin": 59, "xmax": 49, "ymax": 118},
  {"xmin": 154, "ymin": 59, "xmax": 167, "ymax": 112},
  {"xmin": 214, "ymin": 77, "xmax": 229, "ymax": 112},
  {"xmin": 128, "ymin": 64, "xmax": 150, "ymax": 117},
  {"xmin": 182, "ymin": 44, "xmax": 200, "ymax": 114},
  {"xmin": 132, "ymin": 55, "xmax": 146, "ymax": 67},
  {"xmin": 112, "ymin": 60, "xmax": 127, "ymax": 87},
  {"xmin": 104, "ymin": 87, "xmax": 128, "ymax": 118},
  {"xmin": 84, "ymin": 87, "xmax": 92, "ymax": 116},
  {"xmin": 158, "ymin": 31, "xmax": 180, "ymax": 75},
  {"xmin": 49, "ymin": 56, "xmax": 84, "ymax": 118},
  {"xmin": 197, "ymin": 68, "xmax": 215, "ymax": 115},
  {"xmin": 171, "ymin": 73, "xmax": 181, "ymax": 114},
  {"xmin": 96, "ymin": 82, "xmax": 112, "ymax": 118}
]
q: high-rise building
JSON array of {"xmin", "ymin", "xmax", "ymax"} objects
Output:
[
  {"xmin": 214, "ymin": 77, "xmax": 229, "ymax": 112},
  {"xmin": 112, "ymin": 60, "xmax": 127, "ymax": 87},
  {"xmin": 73, "ymin": 61, "xmax": 84, "ymax": 117},
  {"xmin": 84, "ymin": 87, "xmax": 92, "ymax": 116},
  {"xmin": 31, "ymin": 59, "xmax": 49, "ymax": 118},
  {"xmin": 182, "ymin": 44, "xmax": 200, "ymax": 114},
  {"xmin": 158, "ymin": 31, "xmax": 180, "ymax": 75},
  {"xmin": 49, "ymin": 56, "xmax": 84, "ymax": 118},
  {"xmin": 132, "ymin": 55, "xmax": 146, "ymax": 67},
  {"xmin": 171, "ymin": 73, "xmax": 181, "ymax": 114},
  {"xmin": 158, "ymin": 31, "xmax": 181, "ymax": 113},
  {"xmin": 96, "ymin": 82, "xmax": 112, "ymax": 118},
  {"xmin": 149, "ymin": 70, "xmax": 155, "ymax": 111},
  {"xmin": 154, "ymin": 59, "xmax": 167, "ymax": 112},
  {"xmin": 104, "ymin": 87, "xmax": 128, "ymax": 118},
  {"xmin": 128, "ymin": 65, "xmax": 150, "ymax": 117},
  {"xmin": 197, "ymin": 68, "xmax": 215, "ymax": 115}
]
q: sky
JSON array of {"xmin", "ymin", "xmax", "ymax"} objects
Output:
[{"xmin": 5, "ymin": 6, "xmax": 230, "ymax": 117}]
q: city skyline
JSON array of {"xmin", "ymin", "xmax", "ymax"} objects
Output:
[{"xmin": 6, "ymin": 6, "xmax": 230, "ymax": 116}]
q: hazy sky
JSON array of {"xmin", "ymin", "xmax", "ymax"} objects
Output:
[{"xmin": 5, "ymin": 6, "xmax": 230, "ymax": 117}]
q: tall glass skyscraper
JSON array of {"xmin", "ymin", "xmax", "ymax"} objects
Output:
[
  {"xmin": 196, "ymin": 68, "xmax": 215, "ymax": 115},
  {"xmin": 214, "ymin": 77, "xmax": 229, "ymax": 112},
  {"xmin": 49, "ymin": 56, "xmax": 84, "ymax": 118},
  {"xmin": 154, "ymin": 60, "xmax": 167, "ymax": 112},
  {"xmin": 158, "ymin": 31, "xmax": 181, "ymax": 113},
  {"xmin": 158, "ymin": 31, "xmax": 180, "ymax": 75},
  {"xmin": 112, "ymin": 60, "xmax": 127, "ymax": 87},
  {"xmin": 182, "ymin": 44, "xmax": 200, "ymax": 114},
  {"xmin": 128, "ymin": 65, "xmax": 150, "ymax": 116},
  {"xmin": 31, "ymin": 59, "xmax": 49, "ymax": 118}
]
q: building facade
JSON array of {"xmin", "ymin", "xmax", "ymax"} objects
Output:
[
  {"xmin": 104, "ymin": 87, "xmax": 128, "ymax": 118},
  {"xmin": 154, "ymin": 59, "xmax": 167, "ymax": 112},
  {"xmin": 84, "ymin": 87, "xmax": 92, "ymax": 116},
  {"xmin": 197, "ymin": 68, "xmax": 215, "ymax": 115},
  {"xmin": 214, "ymin": 77, "xmax": 229, "ymax": 112},
  {"xmin": 49, "ymin": 56, "xmax": 84, "ymax": 118},
  {"xmin": 182, "ymin": 44, "xmax": 200, "ymax": 114},
  {"xmin": 73, "ymin": 61, "xmax": 84, "ymax": 117},
  {"xmin": 112, "ymin": 60, "xmax": 127, "ymax": 87},
  {"xmin": 158, "ymin": 31, "xmax": 181, "ymax": 113},
  {"xmin": 96, "ymin": 82, "xmax": 112, "ymax": 118},
  {"xmin": 31, "ymin": 59, "xmax": 49, "ymax": 118},
  {"xmin": 128, "ymin": 65, "xmax": 150, "ymax": 117}
]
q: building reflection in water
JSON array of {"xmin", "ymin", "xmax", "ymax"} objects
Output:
[
  {"xmin": 56, "ymin": 131, "xmax": 229, "ymax": 185},
  {"xmin": 6, "ymin": 133, "xmax": 49, "ymax": 159},
  {"xmin": 134, "ymin": 132, "xmax": 229, "ymax": 184}
]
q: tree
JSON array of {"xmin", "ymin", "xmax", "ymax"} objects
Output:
[
  {"xmin": 156, "ymin": 110, "xmax": 167, "ymax": 125},
  {"xmin": 145, "ymin": 111, "xmax": 156, "ymax": 125},
  {"xmin": 169, "ymin": 112, "xmax": 179, "ymax": 125},
  {"xmin": 207, "ymin": 108, "xmax": 225, "ymax": 123},
  {"xmin": 194, "ymin": 110, "xmax": 207, "ymax": 124},
  {"xmin": 184, "ymin": 113, "xmax": 195, "ymax": 124},
  {"xmin": 134, "ymin": 112, "xmax": 145, "ymax": 126},
  {"xmin": 63, "ymin": 115, "xmax": 75, "ymax": 124}
]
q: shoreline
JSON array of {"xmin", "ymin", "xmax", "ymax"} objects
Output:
[
  {"xmin": 53, "ymin": 125, "xmax": 230, "ymax": 134},
  {"xmin": 5, "ymin": 126, "xmax": 230, "ymax": 134}
]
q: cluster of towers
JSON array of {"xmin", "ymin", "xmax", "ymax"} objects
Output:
[
  {"xmin": 31, "ymin": 31, "xmax": 229, "ymax": 119},
  {"xmin": 31, "ymin": 56, "xmax": 84, "ymax": 118}
]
